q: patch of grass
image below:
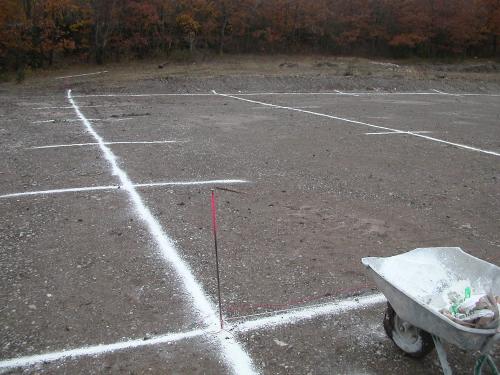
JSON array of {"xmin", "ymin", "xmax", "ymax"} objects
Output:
[
  {"xmin": 15, "ymin": 67, "xmax": 26, "ymax": 83},
  {"xmin": 168, "ymin": 49, "xmax": 197, "ymax": 62},
  {"xmin": 0, "ymin": 70, "xmax": 11, "ymax": 83},
  {"xmin": 344, "ymin": 63, "xmax": 355, "ymax": 76}
]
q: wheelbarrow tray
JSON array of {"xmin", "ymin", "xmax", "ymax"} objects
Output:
[{"xmin": 362, "ymin": 247, "xmax": 499, "ymax": 351}]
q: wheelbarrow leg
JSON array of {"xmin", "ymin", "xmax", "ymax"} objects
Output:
[
  {"xmin": 474, "ymin": 354, "xmax": 499, "ymax": 375},
  {"xmin": 475, "ymin": 332, "xmax": 500, "ymax": 375},
  {"xmin": 432, "ymin": 335, "xmax": 453, "ymax": 375}
]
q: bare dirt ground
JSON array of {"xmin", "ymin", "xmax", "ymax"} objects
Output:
[{"xmin": 0, "ymin": 56, "xmax": 499, "ymax": 374}]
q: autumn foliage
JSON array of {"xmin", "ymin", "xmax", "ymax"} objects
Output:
[{"xmin": 1, "ymin": 0, "xmax": 499, "ymax": 72}]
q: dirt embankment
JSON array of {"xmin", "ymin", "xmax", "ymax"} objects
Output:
[{"xmin": 1, "ymin": 56, "xmax": 500, "ymax": 95}]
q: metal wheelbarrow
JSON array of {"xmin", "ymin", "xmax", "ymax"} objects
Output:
[{"xmin": 362, "ymin": 247, "xmax": 499, "ymax": 375}]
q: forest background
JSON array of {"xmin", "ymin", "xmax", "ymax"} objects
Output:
[{"xmin": 1, "ymin": 0, "xmax": 499, "ymax": 77}]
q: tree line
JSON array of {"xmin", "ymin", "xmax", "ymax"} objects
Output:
[{"xmin": 1, "ymin": 0, "xmax": 499, "ymax": 73}]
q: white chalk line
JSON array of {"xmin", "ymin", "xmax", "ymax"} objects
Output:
[
  {"xmin": 24, "ymin": 90, "xmax": 500, "ymax": 100},
  {"xmin": 0, "ymin": 179, "xmax": 249, "ymax": 199},
  {"xmin": 32, "ymin": 118, "xmax": 134, "ymax": 124},
  {"xmin": 56, "ymin": 71, "xmax": 108, "ymax": 80},
  {"xmin": 230, "ymin": 91, "xmax": 500, "ymax": 97},
  {"xmin": 0, "ymin": 329, "xmax": 206, "ymax": 370},
  {"xmin": 73, "ymin": 93, "xmax": 214, "ymax": 98},
  {"xmin": 30, "ymin": 140, "xmax": 183, "ymax": 149},
  {"xmin": 432, "ymin": 89, "xmax": 462, "ymax": 97},
  {"xmin": 1, "ymin": 185, "xmax": 113, "ymax": 198},
  {"xmin": 133, "ymin": 180, "xmax": 248, "ymax": 188},
  {"xmin": 66, "ymin": 90, "xmax": 257, "ymax": 375},
  {"xmin": 0, "ymin": 293, "xmax": 385, "ymax": 370},
  {"xmin": 93, "ymin": 118, "xmax": 135, "ymax": 122},
  {"xmin": 32, "ymin": 119, "xmax": 56, "ymax": 123},
  {"xmin": 250, "ymin": 105, "xmax": 321, "ymax": 110},
  {"xmin": 230, "ymin": 293, "xmax": 386, "ymax": 332},
  {"xmin": 370, "ymin": 61, "xmax": 400, "ymax": 68},
  {"xmin": 214, "ymin": 91, "xmax": 500, "ymax": 157},
  {"xmin": 33, "ymin": 104, "xmax": 129, "ymax": 110},
  {"xmin": 72, "ymin": 90, "xmax": 500, "ymax": 98},
  {"xmin": 334, "ymin": 89, "xmax": 360, "ymax": 97},
  {"xmin": 364, "ymin": 130, "xmax": 433, "ymax": 135}
]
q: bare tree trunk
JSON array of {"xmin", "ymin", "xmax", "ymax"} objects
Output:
[
  {"xmin": 219, "ymin": 16, "xmax": 228, "ymax": 55},
  {"xmin": 159, "ymin": 5, "xmax": 165, "ymax": 52},
  {"xmin": 188, "ymin": 31, "xmax": 195, "ymax": 52},
  {"xmin": 95, "ymin": 21, "xmax": 104, "ymax": 64},
  {"xmin": 93, "ymin": 0, "xmax": 117, "ymax": 64}
]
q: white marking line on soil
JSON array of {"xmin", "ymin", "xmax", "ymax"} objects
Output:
[
  {"xmin": 133, "ymin": 180, "xmax": 248, "ymax": 188},
  {"xmin": 230, "ymin": 293, "xmax": 386, "ymax": 332},
  {"xmin": 73, "ymin": 93, "xmax": 214, "ymax": 97},
  {"xmin": 214, "ymin": 91, "xmax": 500, "ymax": 157},
  {"xmin": 0, "ymin": 294, "xmax": 385, "ymax": 370},
  {"xmin": 334, "ymin": 89, "xmax": 360, "ymax": 97},
  {"xmin": 232, "ymin": 91, "xmax": 500, "ymax": 97},
  {"xmin": 0, "ymin": 329, "xmax": 206, "ymax": 370},
  {"xmin": 0, "ymin": 185, "xmax": 114, "ymax": 198},
  {"xmin": 250, "ymin": 105, "xmax": 320, "ymax": 110},
  {"xmin": 364, "ymin": 131, "xmax": 433, "ymax": 135},
  {"xmin": 432, "ymin": 89, "xmax": 462, "ymax": 97},
  {"xmin": 370, "ymin": 61, "xmax": 399, "ymax": 68},
  {"xmin": 23, "ymin": 91, "xmax": 500, "ymax": 99},
  {"xmin": 0, "ymin": 179, "xmax": 249, "ymax": 199},
  {"xmin": 56, "ymin": 71, "xmax": 108, "ymax": 80},
  {"xmin": 32, "ymin": 118, "xmax": 134, "ymax": 124},
  {"xmin": 32, "ymin": 119, "xmax": 56, "ymax": 123},
  {"xmin": 90, "ymin": 118, "xmax": 135, "ymax": 122},
  {"xmin": 30, "ymin": 140, "xmax": 182, "ymax": 149},
  {"xmin": 231, "ymin": 91, "xmax": 378, "ymax": 96},
  {"xmin": 32, "ymin": 105, "xmax": 128, "ymax": 110},
  {"xmin": 67, "ymin": 89, "xmax": 257, "ymax": 375}
]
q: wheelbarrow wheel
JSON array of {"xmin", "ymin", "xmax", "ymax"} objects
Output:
[{"xmin": 383, "ymin": 303, "xmax": 434, "ymax": 358}]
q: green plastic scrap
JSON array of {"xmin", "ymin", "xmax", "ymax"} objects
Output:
[
  {"xmin": 465, "ymin": 286, "xmax": 471, "ymax": 299},
  {"xmin": 449, "ymin": 287, "xmax": 472, "ymax": 317}
]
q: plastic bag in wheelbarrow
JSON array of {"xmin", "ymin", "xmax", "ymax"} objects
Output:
[{"xmin": 440, "ymin": 293, "xmax": 499, "ymax": 329}]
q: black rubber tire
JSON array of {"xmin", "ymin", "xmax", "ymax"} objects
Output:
[{"xmin": 383, "ymin": 302, "xmax": 435, "ymax": 358}]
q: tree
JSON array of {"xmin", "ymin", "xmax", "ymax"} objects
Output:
[
  {"xmin": 176, "ymin": 13, "xmax": 200, "ymax": 52},
  {"xmin": 31, "ymin": 0, "xmax": 82, "ymax": 65},
  {"xmin": 2, "ymin": 0, "xmax": 500, "ymax": 72},
  {"xmin": 477, "ymin": 0, "xmax": 500, "ymax": 55},
  {"xmin": 0, "ymin": 0, "xmax": 32, "ymax": 74},
  {"xmin": 91, "ymin": 0, "xmax": 117, "ymax": 64}
]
